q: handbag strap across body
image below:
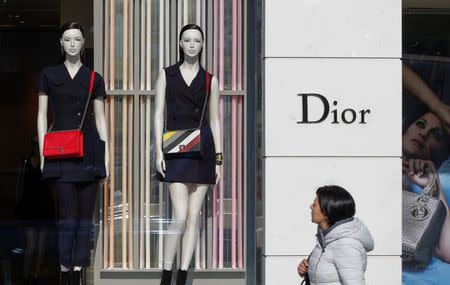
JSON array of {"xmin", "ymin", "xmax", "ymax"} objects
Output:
[
  {"xmin": 48, "ymin": 70, "xmax": 96, "ymax": 132},
  {"xmin": 164, "ymin": 70, "xmax": 211, "ymax": 132}
]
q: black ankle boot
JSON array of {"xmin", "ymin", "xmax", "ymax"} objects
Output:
[
  {"xmin": 60, "ymin": 272, "xmax": 69, "ymax": 285},
  {"xmin": 69, "ymin": 271, "xmax": 81, "ymax": 285},
  {"xmin": 160, "ymin": 269, "xmax": 172, "ymax": 285},
  {"xmin": 176, "ymin": 270, "xmax": 188, "ymax": 285}
]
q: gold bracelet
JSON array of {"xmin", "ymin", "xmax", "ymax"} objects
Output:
[{"xmin": 215, "ymin": 153, "xmax": 223, "ymax": 165}]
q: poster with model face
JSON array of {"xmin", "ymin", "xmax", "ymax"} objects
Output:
[{"xmin": 402, "ymin": 12, "xmax": 450, "ymax": 284}]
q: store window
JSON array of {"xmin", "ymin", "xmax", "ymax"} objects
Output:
[{"xmin": 99, "ymin": 0, "xmax": 246, "ymax": 271}]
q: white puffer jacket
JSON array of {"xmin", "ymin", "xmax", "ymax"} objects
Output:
[{"xmin": 308, "ymin": 217, "xmax": 374, "ymax": 285}]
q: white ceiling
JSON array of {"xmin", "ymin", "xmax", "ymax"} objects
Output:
[{"xmin": 404, "ymin": 0, "xmax": 450, "ymax": 9}]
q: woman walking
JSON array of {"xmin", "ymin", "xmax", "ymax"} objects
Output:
[{"xmin": 297, "ymin": 185, "xmax": 374, "ymax": 285}]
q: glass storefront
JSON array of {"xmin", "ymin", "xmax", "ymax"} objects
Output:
[{"xmin": 97, "ymin": 0, "xmax": 247, "ymax": 273}]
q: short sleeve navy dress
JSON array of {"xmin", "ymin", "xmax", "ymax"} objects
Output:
[
  {"xmin": 157, "ymin": 63, "xmax": 216, "ymax": 185},
  {"xmin": 38, "ymin": 64, "xmax": 107, "ymax": 182}
]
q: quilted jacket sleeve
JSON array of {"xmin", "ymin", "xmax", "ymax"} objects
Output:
[{"xmin": 333, "ymin": 241, "xmax": 366, "ymax": 285}]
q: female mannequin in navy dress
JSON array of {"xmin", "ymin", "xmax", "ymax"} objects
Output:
[
  {"xmin": 37, "ymin": 21, "xmax": 109, "ymax": 285},
  {"xmin": 154, "ymin": 24, "xmax": 222, "ymax": 285}
]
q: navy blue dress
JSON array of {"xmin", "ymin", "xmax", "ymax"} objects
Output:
[
  {"xmin": 38, "ymin": 64, "xmax": 107, "ymax": 182},
  {"xmin": 158, "ymin": 63, "xmax": 216, "ymax": 185}
]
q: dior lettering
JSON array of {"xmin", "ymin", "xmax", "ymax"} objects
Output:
[{"xmin": 297, "ymin": 93, "xmax": 371, "ymax": 124}]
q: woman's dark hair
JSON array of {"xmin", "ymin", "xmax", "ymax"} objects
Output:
[
  {"xmin": 178, "ymin": 24, "xmax": 204, "ymax": 63},
  {"xmin": 316, "ymin": 185, "xmax": 356, "ymax": 226},
  {"xmin": 59, "ymin": 21, "xmax": 85, "ymax": 62}
]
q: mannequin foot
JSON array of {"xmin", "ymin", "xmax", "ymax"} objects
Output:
[
  {"xmin": 160, "ymin": 269, "xmax": 173, "ymax": 285},
  {"xmin": 59, "ymin": 271, "xmax": 69, "ymax": 285},
  {"xmin": 176, "ymin": 270, "xmax": 188, "ymax": 285}
]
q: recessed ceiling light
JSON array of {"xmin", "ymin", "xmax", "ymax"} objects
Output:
[{"xmin": 19, "ymin": 20, "xmax": 25, "ymax": 24}]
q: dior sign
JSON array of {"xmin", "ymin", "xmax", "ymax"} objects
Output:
[{"xmin": 297, "ymin": 93, "xmax": 371, "ymax": 124}]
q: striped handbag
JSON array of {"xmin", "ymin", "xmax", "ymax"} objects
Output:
[{"xmin": 163, "ymin": 72, "xmax": 210, "ymax": 157}]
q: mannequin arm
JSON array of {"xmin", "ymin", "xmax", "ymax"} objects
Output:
[
  {"xmin": 37, "ymin": 93, "xmax": 48, "ymax": 171},
  {"xmin": 94, "ymin": 98, "xmax": 110, "ymax": 177},
  {"xmin": 209, "ymin": 77, "xmax": 222, "ymax": 153},
  {"xmin": 208, "ymin": 77, "xmax": 222, "ymax": 184},
  {"xmin": 154, "ymin": 69, "xmax": 166, "ymax": 176}
]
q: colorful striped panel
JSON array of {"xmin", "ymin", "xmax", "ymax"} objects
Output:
[{"xmin": 163, "ymin": 129, "xmax": 201, "ymax": 154}]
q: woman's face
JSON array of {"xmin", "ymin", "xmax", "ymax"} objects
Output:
[
  {"xmin": 60, "ymin": 28, "xmax": 84, "ymax": 57},
  {"xmin": 310, "ymin": 196, "xmax": 328, "ymax": 226},
  {"xmin": 179, "ymin": 29, "xmax": 203, "ymax": 59},
  {"xmin": 403, "ymin": 112, "xmax": 448, "ymax": 162}
]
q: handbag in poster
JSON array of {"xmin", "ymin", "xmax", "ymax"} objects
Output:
[{"xmin": 402, "ymin": 175, "xmax": 447, "ymax": 269}]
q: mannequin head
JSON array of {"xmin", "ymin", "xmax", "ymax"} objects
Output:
[
  {"xmin": 403, "ymin": 112, "xmax": 449, "ymax": 168},
  {"xmin": 59, "ymin": 21, "xmax": 85, "ymax": 61},
  {"xmin": 179, "ymin": 24, "xmax": 204, "ymax": 64},
  {"xmin": 311, "ymin": 185, "xmax": 355, "ymax": 229}
]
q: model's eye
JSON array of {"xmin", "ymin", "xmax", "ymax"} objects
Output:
[
  {"xmin": 432, "ymin": 129, "xmax": 444, "ymax": 142},
  {"xmin": 416, "ymin": 121, "xmax": 426, "ymax": 128},
  {"xmin": 195, "ymin": 39, "xmax": 202, "ymax": 43}
]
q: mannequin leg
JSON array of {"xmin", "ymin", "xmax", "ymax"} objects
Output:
[
  {"xmin": 54, "ymin": 183, "xmax": 78, "ymax": 268},
  {"xmin": 180, "ymin": 184, "xmax": 208, "ymax": 270},
  {"xmin": 163, "ymin": 183, "xmax": 189, "ymax": 270},
  {"xmin": 73, "ymin": 182, "xmax": 98, "ymax": 267}
]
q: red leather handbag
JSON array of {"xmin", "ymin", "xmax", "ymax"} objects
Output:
[{"xmin": 43, "ymin": 70, "xmax": 95, "ymax": 160}]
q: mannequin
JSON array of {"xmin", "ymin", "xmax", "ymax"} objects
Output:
[
  {"xmin": 154, "ymin": 24, "xmax": 222, "ymax": 285},
  {"xmin": 37, "ymin": 21, "xmax": 109, "ymax": 285}
]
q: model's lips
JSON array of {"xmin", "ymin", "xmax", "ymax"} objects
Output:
[
  {"xmin": 411, "ymin": 138, "xmax": 424, "ymax": 149},
  {"xmin": 69, "ymin": 49, "xmax": 77, "ymax": 53}
]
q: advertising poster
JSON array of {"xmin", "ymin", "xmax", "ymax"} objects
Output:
[{"xmin": 402, "ymin": 36, "xmax": 450, "ymax": 284}]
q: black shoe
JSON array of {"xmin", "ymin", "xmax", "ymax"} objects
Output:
[
  {"xmin": 176, "ymin": 270, "xmax": 188, "ymax": 285},
  {"xmin": 160, "ymin": 269, "xmax": 172, "ymax": 285},
  {"xmin": 60, "ymin": 272, "xmax": 69, "ymax": 285},
  {"xmin": 69, "ymin": 271, "xmax": 81, "ymax": 285}
]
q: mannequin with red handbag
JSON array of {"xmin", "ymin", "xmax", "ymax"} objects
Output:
[
  {"xmin": 154, "ymin": 24, "xmax": 222, "ymax": 285},
  {"xmin": 37, "ymin": 21, "xmax": 109, "ymax": 285}
]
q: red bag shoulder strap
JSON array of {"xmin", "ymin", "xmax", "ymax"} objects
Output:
[
  {"xmin": 78, "ymin": 70, "xmax": 96, "ymax": 129},
  {"xmin": 88, "ymin": 70, "xmax": 95, "ymax": 96}
]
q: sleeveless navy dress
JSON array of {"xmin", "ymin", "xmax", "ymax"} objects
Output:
[{"xmin": 157, "ymin": 62, "xmax": 216, "ymax": 185}]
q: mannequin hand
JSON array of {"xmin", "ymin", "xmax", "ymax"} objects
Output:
[
  {"xmin": 297, "ymin": 258, "xmax": 308, "ymax": 277},
  {"xmin": 402, "ymin": 158, "xmax": 437, "ymax": 188},
  {"xmin": 156, "ymin": 151, "xmax": 166, "ymax": 177},
  {"xmin": 215, "ymin": 165, "xmax": 221, "ymax": 185},
  {"xmin": 105, "ymin": 162, "xmax": 110, "ymax": 178},
  {"xmin": 40, "ymin": 156, "xmax": 44, "ymax": 172}
]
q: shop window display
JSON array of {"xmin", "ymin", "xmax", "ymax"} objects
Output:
[{"xmin": 101, "ymin": 0, "xmax": 245, "ymax": 272}]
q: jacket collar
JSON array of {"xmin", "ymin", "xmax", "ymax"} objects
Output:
[{"xmin": 316, "ymin": 217, "xmax": 354, "ymax": 249}]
